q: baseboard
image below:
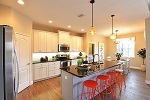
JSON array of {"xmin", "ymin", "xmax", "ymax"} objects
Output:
[
  {"xmin": 130, "ymin": 66, "xmax": 141, "ymax": 70},
  {"xmin": 145, "ymin": 80, "xmax": 150, "ymax": 84}
]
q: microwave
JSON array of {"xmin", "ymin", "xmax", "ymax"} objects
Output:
[{"xmin": 58, "ymin": 44, "xmax": 70, "ymax": 52}]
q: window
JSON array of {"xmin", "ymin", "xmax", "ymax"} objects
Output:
[{"xmin": 117, "ymin": 37, "xmax": 135, "ymax": 57}]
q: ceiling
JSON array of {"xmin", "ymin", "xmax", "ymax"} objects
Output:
[{"xmin": 0, "ymin": 0, "xmax": 150, "ymax": 36}]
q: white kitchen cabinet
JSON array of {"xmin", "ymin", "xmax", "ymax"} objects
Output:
[
  {"xmin": 33, "ymin": 30, "xmax": 46, "ymax": 52},
  {"xmin": 34, "ymin": 63, "xmax": 49, "ymax": 81},
  {"xmin": 58, "ymin": 30, "xmax": 70, "ymax": 44},
  {"xmin": 49, "ymin": 61, "xmax": 60, "ymax": 77},
  {"xmin": 77, "ymin": 36, "xmax": 83, "ymax": 52},
  {"xmin": 46, "ymin": 32, "xmax": 58, "ymax": 52},
  {"xmin": 69, "ymin": 35, "xmax": 83, "ymax": 52}
]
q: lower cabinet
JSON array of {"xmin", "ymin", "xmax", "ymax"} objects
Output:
[
  {"xmin": 34, "ymin": 63, "xmax": 49, "ymax": 80},
  {"xmin": 33, "ymin": 61, "xmax": 60, "ymax": 81},
  {"xmin": 49, "ymin": 61, "xmax": 60, "ymax": 77}
]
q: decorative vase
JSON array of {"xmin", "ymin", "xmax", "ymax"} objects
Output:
[
  {"xmin": 141, "ymin": 64, "xmax": 146, "ymax": 71},
  {"xmin": 117, "ymin": 57, "xmax": 120, "ymax": 60}
]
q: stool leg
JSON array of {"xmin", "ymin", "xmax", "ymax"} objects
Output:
[
  {"xmin": 80, "ymin": 84, "xmax": 84, "ymax": 100},
  {"xmin": 123, "ymin": 74, "xmax": 126, "ymax": 88}
]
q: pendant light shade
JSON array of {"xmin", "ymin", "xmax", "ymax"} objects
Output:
[
  {"xmin": 110, "ymin": 15, "xmax": 116, "ymax": 39},
  {"xmin": 114, "ymin": 30, "xmax": 120, "ymax": 44},
  {"xmin": 89, "ymin": 0, "xmax": 96, "ymax": 35}
]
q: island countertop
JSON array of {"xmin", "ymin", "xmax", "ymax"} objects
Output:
[{"xmin": 60, "ymin": 60, "xmax": 121, "ymax": 77}]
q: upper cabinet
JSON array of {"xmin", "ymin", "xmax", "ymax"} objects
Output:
[
  {"xmin": 58, "ymin": 30, "xmax": 70, "ymax": 44},
  {"xmin": 33, "ymin": 30, "xmax": 58, "ymax": 52},
  {"xmin": 69, "ymin": 35, "xmax": 83, "ymax": 52},
  {"xmin": 34, "ymin": 30, "xmax": 46, "ymax": 52},
  {"xmin": 46, "ymin": 32, "xmax": 58, "ymax": 52}
]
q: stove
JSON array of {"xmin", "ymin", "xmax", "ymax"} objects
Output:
[{"xmin": 56, "ymin": 54, "xmax": 71, "ymax": 67}]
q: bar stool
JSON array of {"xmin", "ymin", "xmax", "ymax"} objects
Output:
[
  {"xmin": 96, "ymin": 75, "xmax": 114, "ymax": 100},
  {"xmin": 106, "ymin": 72, "xmax": 122, "ymax": 93},
  {"xmin": 80, "ymin": 80, "xmax": 98, "ymax": 100},
  {"xmin": 115, "ymin": 69, "xmax": 126, "ymax": 88}
]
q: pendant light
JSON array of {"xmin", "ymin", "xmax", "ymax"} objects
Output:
[
  {"xmin": 89, "ymin": 0, "xmax": 96, "ymax": 35},
  {"xmin": 114, "ymin": 30, "xmax": 120, "ymax": 44},
  {"xmin": 110, "ymin": 15, "xmax": 116, "ymax": 39}
]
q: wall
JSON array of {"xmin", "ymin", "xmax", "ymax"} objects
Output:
[
  {"xmin": 0, "ymin": 4, "xmax": 33, "ymax": 84},
  {"xmin": 107, "ymin": 32, "xmax": 146, "ymax": 68},
  {"xmin": 83, "ymin": 32, "xmax": 108, "ymax": 61},
  {"xmin": 145, "ymin": 17, "xmax": 150, "ymax": 84},
  {"xmin": 33, "ymin": 23, "xmax": 84, "ymax": 36},
  {"xmin": 0, "ymin": 4, "xmax": 12, "ymax": 25}
]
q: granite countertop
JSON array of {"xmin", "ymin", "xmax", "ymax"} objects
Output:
[
  {"xmin": 60, "ymin": 60, "xmax": 122, "ymax": 77},
  {"xmin": 32, "ymin": 60, "xmax": 59, "ymax": 64},
  {"xmin": 32, "ymin": 58, "xmax": 80, "ymax": 64}
]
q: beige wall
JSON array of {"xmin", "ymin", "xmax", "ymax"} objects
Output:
[
  {"xmin": 83, "ymin": 32, "xmax": 108, "ymax": 60},
  {"xmin": 107, "ymin": 32, "xmax": 146, "ymax": 68},
  {"xmin": 0, "ymin": 4, "xmax": 33, "ymax": 84},
  {"xmin": 0, "ymin": 4, "xmax": 12, "ymax": 25},
  {"xmin": 145, "ymin": 17, "xmax": 150, "ymax": 84}
]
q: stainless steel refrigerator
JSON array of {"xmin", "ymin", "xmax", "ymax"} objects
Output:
[{"xmin": 0, "ymin": 25, "xmax": 19, "ymax": 100}]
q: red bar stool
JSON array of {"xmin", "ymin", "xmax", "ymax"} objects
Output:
[
  {"xmin": 115, "ymin": 69, "xmax": 126, "ymax": 88},
  {"xmin": 106, "ymin": 72, "xmax": 122, "ymax": 93},
  {"xmin": 96, "ymin": 75, "xmax": 114, "ymax": 100},
  {"xmin": 80, "ymin": 80, "xmax": 98, "ymax": 100}
]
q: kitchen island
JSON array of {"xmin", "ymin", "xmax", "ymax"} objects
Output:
[{"xmin": 60, "ymin": 60, "xmax": 122, "ymax": 100}]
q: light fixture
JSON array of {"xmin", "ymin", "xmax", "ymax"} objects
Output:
[
  {"xmin": 89, "ymin": 0, "xmax": 96, "ymax": 35},
  {"xmin": 17, "ymin": 0, "xmax": 24, "ymax": 5},
  {"xmin": 110, "ymin": 15, "xmax": 116, "ymax": 40},
  {"xmin": 114, "ymin": 30, "xmax": 120, "ymax": 44},
  {"xmin": 68, "ymin": 25, "xmax": 71, "ymax": 28},
  {"xmin": 48, "ymin": 20, "xmax": 52, "ymax": 23}
]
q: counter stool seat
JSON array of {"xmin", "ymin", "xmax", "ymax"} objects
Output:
[
  {"xmin": 115, "ymin": 69, "xmax": 126, "ymax": 88},
  {"xmin": 80, "ymin": 80, "xmax": 98, "ymax": 100},
  {"xmin": 96, "ymin": 75, "xmax": 114, "ymax": 100},
  {"xmin": 107, "ymin": 71, "xmax": 122, "ymax": 93}
]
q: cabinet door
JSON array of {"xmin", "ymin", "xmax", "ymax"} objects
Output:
[
  {"xmin": 51, "ymin": 33, "xmax": 58, "ymax": 52},
  {"xmin": 55, "ymin": 69, "xmax": 61, "ymax": 75},
  {"xmin": 59, "ymin": 32, "xmax": 64, "ymax": 44},
  {"xmin": 46, "ymin": 32, "xmax": 52, "ymax": 52},
  {"xmin": 63, "ymin": 33, "xmax": 69, "ymax": 44},
  {"xmin": 41, "ymin": 65, "xmax": 48, "ymax": 79},
  {"xmin": 77, "ymin": 37, "xmax": 83, "ymax": 52},
  {"xmin": 39, "ymin": 31, "xmax": 46, "ymax": 52},
  {"xmin": 33, "ymin": 31, "xmax": 39, "ymax": 52},
  {"xmin": 58, "ymin": 31, "xmax": 70, "ymax": 44},
  {"xmin": 34, "ymin": 64, "xmax": 42, "ymax": 80},
  {"xmin": 69, "ymin": 36, "xmax": 73, "ymax": 51},
  {"xmin": 72, "ymin": 36, "xmax": 77, "ymax": 51}
]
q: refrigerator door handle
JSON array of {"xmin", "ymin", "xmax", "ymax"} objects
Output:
[{"xmin": 14, "ymin": 46, "xmax": 20, "ymax": 98}]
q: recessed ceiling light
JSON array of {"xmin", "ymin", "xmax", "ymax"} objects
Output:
[
  {"xmin": 17, "ymin": 0, "xmax": 24, "ymax": 5},
  {"xmin": 68, "ymin": 26, "xmax": 71, "ymax": 28},
  {"xmin": 81, "ymin": 29, "xmax": 84, "ymax": 31},
  {"xmin": 48, "ymin": 21, "xmax": 52, "ymax": 23}
]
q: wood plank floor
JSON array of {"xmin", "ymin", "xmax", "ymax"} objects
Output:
[{"xmin": 18, "ymin": 69, "xmax": 150, "ymax": 100}]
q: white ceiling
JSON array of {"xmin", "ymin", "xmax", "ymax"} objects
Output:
[{"xmin": 1, "ymin": 0, "xmax": 150, "ymax": 36}]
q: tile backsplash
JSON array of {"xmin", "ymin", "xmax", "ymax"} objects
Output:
[{"xmin": 32, "ymin": 52, "xmax": 86, "ymax": 62}]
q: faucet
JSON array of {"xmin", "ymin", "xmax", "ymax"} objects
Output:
[{"xmin": 92, "ymin": 54, "xmax": 100, "ymax": 64}]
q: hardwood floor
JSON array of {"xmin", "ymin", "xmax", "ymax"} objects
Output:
[{"xmin": 18, "ymin": 69, "xmax": 150, "ymax": 100}]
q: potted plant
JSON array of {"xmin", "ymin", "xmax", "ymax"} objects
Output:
[
  {"xmin": 114, "ymin": 53, "xmax": 122, "ymax": 60},
  {"xmin": 137, "ymin": 48, "xmax": 146, "ymax": 71}
]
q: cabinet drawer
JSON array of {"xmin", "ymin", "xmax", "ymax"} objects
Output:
[
  {"xmin": 34, "ymin": 63, "xmax": 49, "ymax": 66},
  {"xmin": 49, "ymin": 69, "xmax": 60, "ymax": 77},
  {"xmin": 49, "ymin": 61, "xmax": 60, "ymax": 65}
]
